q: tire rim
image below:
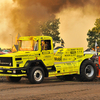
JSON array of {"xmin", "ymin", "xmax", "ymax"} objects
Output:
[
  {"xmin": 34, "ymin": 70, "xmax": 43, "ymax": 82},
  {"xmin": 85, "ymin": 65, "xmax": 94, "ymax": 77}
]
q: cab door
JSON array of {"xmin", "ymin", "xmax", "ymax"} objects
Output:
[{"xmin": 41, "ymin": 39, "xmax": 54, "ymax": 67}]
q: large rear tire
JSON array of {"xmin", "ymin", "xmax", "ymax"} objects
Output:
[
  {"xmin": 80, "ymin": 60, "xmax": 97, "ymax": 81},
  {"xmin": 6, "ymin": 76, "xmax": 21, "ymax": 82},
  {"xmin": 28, "ymin": 66, "xmax": 44, "ymax": 84}
]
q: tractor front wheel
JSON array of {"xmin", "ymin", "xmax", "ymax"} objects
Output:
[{"xmin": 28, "ymin": 66, "xmax": 44, "ymax": 84}]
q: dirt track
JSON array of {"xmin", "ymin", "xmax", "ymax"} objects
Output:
[{"xmin": 0, "ymin": 77, "xmax": 100, "ymax": 100}]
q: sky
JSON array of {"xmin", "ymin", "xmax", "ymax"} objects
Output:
[
  {"xmin": 0, "ymin": 0, "xmax": 99, "ymax": 50},
  {"xmin": 56, "ymin": 9, "xmax": 98, "ymax": 50}
]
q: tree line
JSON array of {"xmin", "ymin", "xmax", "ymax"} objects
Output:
[
  {"xmin": 87, "ymin": 18, "xmax": 100, "ymax": 49},
  {"xmin": 40, "ymin": 17, "xmax": 100, "ymax": 50},
  {"xmin": 40, "ymin": 18, "xmax": 64, "ymax": 47}
]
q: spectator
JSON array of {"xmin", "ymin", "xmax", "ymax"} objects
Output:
[{"xmin": 41, "ymin": 41, "xmax": 45, "ymax": 50}]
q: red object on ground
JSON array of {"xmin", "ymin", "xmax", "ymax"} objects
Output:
[{"xmin": 97, "ymin": 56, "xmax": 100, "ymax": 78}]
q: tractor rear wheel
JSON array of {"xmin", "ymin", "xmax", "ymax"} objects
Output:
[{"xmin": 80, "ymin": 60, "xmax": 97, "ymax": 81}]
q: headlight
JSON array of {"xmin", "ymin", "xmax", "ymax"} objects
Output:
[{"xmin": 13, "ymin": 70, "xmax": 16, "ymax": 73}]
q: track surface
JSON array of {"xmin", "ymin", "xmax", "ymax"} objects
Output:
[{"xmin": 0, "ymin": 77, "xmax": 100, "ymax": 100}]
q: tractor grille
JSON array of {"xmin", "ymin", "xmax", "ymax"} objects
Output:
[{"xmin": 0, "ymin": 57, "xmax": 13, "ymax": 66}]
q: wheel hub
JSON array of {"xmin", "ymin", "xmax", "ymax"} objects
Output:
[
  {"xmin": 85, "ymin": 65, "xmax": 94, "ymax": 77},
  {"xmin": 34, "ymin": 70, "xmax": 42, "ymax": 82},
  {"xmin": 36, "ymin": 73, "xmax": 40, "ymax": 78},
  {"xmin": 86, "ymin": 68, "xmax": 91, "ymax": 73}
]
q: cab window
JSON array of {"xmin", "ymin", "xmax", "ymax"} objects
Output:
[
  {"xmin": 41, "ymin": 40, "xmax": 51, "ymax": 50},
  {"xmin": 19, "ymin": 40, "xmax": 38, "ymax": 51}
]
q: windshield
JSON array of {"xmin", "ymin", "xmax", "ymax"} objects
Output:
[{"xmin": 19, "ymin": 40, "xmax": 38, "ymax": 51}]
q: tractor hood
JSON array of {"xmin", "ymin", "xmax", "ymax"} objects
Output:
[
  {"xmin": 0, "ymin": 51, "xmax": 39, "ymax": 68},
  {"xmin": 0, "ymin": 51, "xmax": 36, "ymax": 57}
]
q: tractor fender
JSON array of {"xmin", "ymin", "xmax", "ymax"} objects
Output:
[{"xmin": 24, "ymin": 60, "xmax": 48, "ymax": 77}]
